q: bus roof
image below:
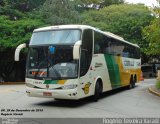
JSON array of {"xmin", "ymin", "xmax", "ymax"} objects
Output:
[
  {"xmin": 34, "ymin": 25, "xmax": 95, "ymax": 32},
  {"xmin": 34, "ymin": 25, "xmax": 139, "ymax": 48}
]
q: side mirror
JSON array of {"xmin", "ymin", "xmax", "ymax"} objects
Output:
[
  {"xmin": 73, "ymin": 41, "xmax": 81, "ymax": 60},
  {"xmin": 15, "ymin": 43, "xmax": 26, "ymax": 61}
]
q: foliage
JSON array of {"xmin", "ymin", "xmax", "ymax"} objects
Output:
[
  {"xmin": 0, "ymin": 0, "xmax": 46, "ymax": 81},
  {"xmin": 0, "ymin": 14, "xmax": 45, "ymax": 81},
  {"xmin": 0, "ymin": 0, "xmax": 45, "ymax": 12},
  {"xmin": 143, "ymin": 19, "xmax": 160, "ymax": 55},
  {"xmin": 102, "ymin": 0, "xmax": 124, "ymax": 7},
  {"xmin": 142, "ymin": 1, "xmax": 160, "ymax": 55},
  {"xmin": 0, "ymin": 16, "xmax": 45, "ymax": 51},
  {"xmin": 40, "ymin": 0, "xmax": 80, "ymax": 25},
  {"xmin": 74, "ymin": 0, "xmax": 124, "ymax": 11},
  {"xmin": 81, "ymin": 4, "xmax": 154, "ymax": 51},
  {"xmin": 0, "ymin": 0, "xmax": 45, "ymax": 20}
]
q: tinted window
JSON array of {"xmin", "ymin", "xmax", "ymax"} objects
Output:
[
  {"xmin": 80, "ymin": 29, "xmax": 93, "ymax": 76},
  {"xmin": 94, "ymin": 31, "xmax": 140, "ymax": 59},
  {"xmin": 30, "ymin": 29, "xmax": 81, "ymax": 45},
  {"xmin": 94, "ymin": 31, "xmax": 108, "ymax": 54},
  {"xmin": 122, "ymin": 45, "xmax": 140, "ymax": 59},
  {"xmin": 108, "ymin": 39, "xmax": 123, "ymax": 56}
]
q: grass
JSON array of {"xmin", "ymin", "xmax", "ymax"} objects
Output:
[{"xmin": 156, "ymin": 80, "xmax": 160, "ymax": 89}]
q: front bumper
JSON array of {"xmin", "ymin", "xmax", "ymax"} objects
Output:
[{"xmin": 26, "ymin": 87, "xmax": 79, "ymax": 100}]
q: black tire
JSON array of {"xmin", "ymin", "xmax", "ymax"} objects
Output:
[
  {"xmin": 129, "ymin": 77, "xmax": 135, "ymax": 89},
  {"xmin": 132, "ymin": 78, "xmax": 136, "ymax": 88},
  {"xmin": 92, "ymin": 82, "xmax": 101, "ymax": 102}
]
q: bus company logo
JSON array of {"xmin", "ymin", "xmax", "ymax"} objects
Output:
[
  {"xmin": 82, "ymin": 82, "xmax": 91, "ymax": 94},
  {"xmin": 123, "ymin": 60, "xmax": 134, "ymax": 67}
]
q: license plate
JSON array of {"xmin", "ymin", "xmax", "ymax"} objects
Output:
[{"xmin": 43, "ymin": 92, "xmax": 52, "ymax": 96}]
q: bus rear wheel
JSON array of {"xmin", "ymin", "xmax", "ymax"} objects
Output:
[
  {"xmin": 129, "ymin": 77, "xmax": 135, "ymax": 89},
  {"xmin": 92, "ymin": 81, "xmax": 102, "ymax": 102}
]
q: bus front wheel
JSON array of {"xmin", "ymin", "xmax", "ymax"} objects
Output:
[{"xmin": 92, "ymin": 81, "xmax": 102, "ymax": 102}]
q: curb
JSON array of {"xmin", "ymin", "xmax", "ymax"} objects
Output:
[
  {"xmin": 0, "ymin": 82, "xmax": 25, "ymax": 85},
  {"xmin": 148, "ymin": 87, "xmax": 160, "ymax": 97}
]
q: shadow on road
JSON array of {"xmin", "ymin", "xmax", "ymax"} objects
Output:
[{"xmin": 34, "ymin": 86, "xmax": 137, "ymax": 108}]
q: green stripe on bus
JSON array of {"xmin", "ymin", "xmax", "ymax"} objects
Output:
[
  {"xmin": 44, "ymin": 80, "xmax": 59, "ymax": 84},
  {"xmin": 104, "ymin": 54, "xmax": 121, "ymax": 88}
]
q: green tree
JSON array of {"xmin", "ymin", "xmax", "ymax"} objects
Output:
[
  {"xmin": 142, "ymin": 1, "xmax": 160, "ymax": 55},
  {"xmin": 0, "ymin": 0, "xmax": 46, "ymax": 82},
  {"xmin": 0, "ymin": 0, "xmax": 46, "ymax": 20},
  {"xmin": 41, "ymin": 0, "xmax": 79, "ymax": 25},
  {"xmin": 81, "ymin": 4, "xmax": 154, "ymax": 51},
  {"xmin": 0, "ymin": 0, "xmax": 45, "ymax": 12},
  {"xmin": 74, "ymin": 0, "xmax": 124, "ymax": 11},
  {"xmin": 0, "ymin": 15, "xmax": 45, "ymax": 81},
  {"xmin": 102, "ymin": 0, "xmax": 124, "ymax": 7}
]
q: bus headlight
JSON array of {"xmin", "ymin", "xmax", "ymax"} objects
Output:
[{"xmin": 62, "ymin": 84, "xmax": 77, "ymax": 89}]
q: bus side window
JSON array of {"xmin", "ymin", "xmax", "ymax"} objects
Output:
[
  {"xmin": 94, "ymin": 31, "xmax": 102, "ymax": 54},
  {"xmin": 122, "ymin": 45, "xmax": 130, "ymax": 58},
  {"xmin": 135, "ymin": 48, "xmax": 140, "ymax": 59},
  {"xmin": 94, "ymin": 43, "xmax": 100, "ymax": 53},
  {"xmin": 80, "ymin": 29, "xmax": 93, "ymax": 76},
  {"xmin": 94, "ymin": 31, "xmax": 109, "ymax": 54},
  {"xmin": 103, "ymin": 43, "xmax": 110, "ymax": 54}
]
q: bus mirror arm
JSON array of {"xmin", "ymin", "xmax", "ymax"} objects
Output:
[
  {"xmin": 15, "ymin": 43, "xmax": 26, "ymax": 61},
  {"xmin": 73, "ymin": 41, "xmax": 81, "ymax": 60}
]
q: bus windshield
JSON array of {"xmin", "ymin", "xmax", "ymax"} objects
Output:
[
  {"xmin": 30, "ymin": 29, "xmax": 81, "ymax": 45},
  {"xmin": 26, "ymin": 46, "xmax": 78, "ymax": 79}
]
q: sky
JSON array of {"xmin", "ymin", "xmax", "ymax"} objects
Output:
[{"xmin": 125, "ymin": 0, "xmax": 159, "ymax": 7}]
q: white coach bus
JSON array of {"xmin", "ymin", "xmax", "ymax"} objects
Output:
[{"xmin": 15, "ymin": 25, "xmax": 141, "ymax": 101}]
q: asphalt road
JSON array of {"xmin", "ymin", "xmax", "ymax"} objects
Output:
[{"xmin": 0, "ymin": 79, "xmax": 160, "ymax": 118}]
